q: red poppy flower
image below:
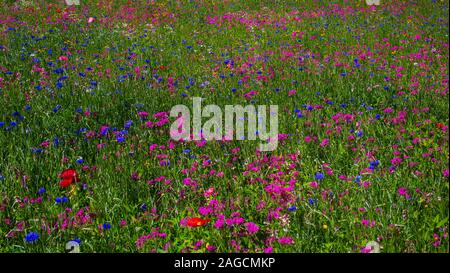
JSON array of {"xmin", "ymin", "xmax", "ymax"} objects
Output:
[
  {"xmin": 59, "ymin": 178, "xmax": 72, "ymax": 187},
  {"xmin": 59, "ymin": 169, "xmax": 78, "ymax": 188},
  {"xmin": 437, "ymin": 123, "xmax": 445, "ymax": 129},
  {"xmin": 187, "ymin": 217, "xmax": 210, "ymax": 228}
]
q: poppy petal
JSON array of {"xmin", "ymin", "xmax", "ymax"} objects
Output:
[
  {"xmin": 60, "ymin": 169, "xmax": 78, "ymax": 181},
  {"xmin": 59, "ymin": 178, "xmax": 73, "ymax": 188}
]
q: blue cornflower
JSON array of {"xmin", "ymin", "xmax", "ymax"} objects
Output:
[
  {"xmin": 116, "ymin": 135, "xmax": 125, "ymax": 143},
  {"xmin": 100, "ymin": 126, "xmax": 109, "ymax": 136},
  {"xmin": 369, "ymin": 160, "xmax": 380, "ymax": 170},
  {"xmin": 288, "ymin": 206, "xmax": 297, "ymax": 212},
  {"xmin": 357, "ymin": 131, "xmax": 364, "ymax": 137},
  {"xmin": 354, "ymin": 175, "xmax": 362, "ymax": 183},
  {"xmin": 25, "ymin": 232, "xmax": 39, "ymax": 243},
  {"xmin": 124, "ymin": 120, "xmax": 133, "ymax": 129},
  {"xmin": 103, "ymin": 222, "xmax": 111, "ymax": 230},
  {"xmin": 375, "ymin": 114, "xmax": 381, "ymax": 120},
  {"xmin": 315, "ymin": 172, "xmax": 325, "ymax": 180},
  {"xmin": 183, "ymin": 149, "xmax": 191, "ymax": 154},
  {"xmin": 76, "ymin": 158, "xmax": 84, "ymax": 164},
  {"xmin": 0, "ymin": 122, "xmax": 4, "ymax": 127},
  {"xmin": 53, "ymin": 105, "xmax": 62, "ymax": 113},
  {"xmin": 140, "ymin": 203, "xmax": 147, "ymax": 211},
  {"xmin": 53, "ymin": 137, "xmax": 59, "ymax": 146},
  {"xmin": 38, "ymin": 187, "xmax": 46, "ymax": 195},
  {"xmin": 76, "ymin": 128, "xmax": 87, "ymax": 135},
  {"xmin": 53, "ymin": 68, "xmax": 64, "ymax": 74},
  {"xmin": 31, "ymin": 148, "xmax": 43, "ymax": 154},
  {"xmin": 308, "ymin": 198, "xmax": 316, "ymax": 205},
  {"xmin": 56, "ymin": 196, "xmax": 69, "ymax": 203}
]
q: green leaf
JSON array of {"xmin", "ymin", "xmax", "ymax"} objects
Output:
[{"xmin": 436, "ymin": 217, "xmax": 448, "ymax": 228}]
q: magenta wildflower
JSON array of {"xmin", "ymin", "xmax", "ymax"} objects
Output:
[
  {"xmin": 264, "ymin": 247, "xmax": 273, "ymax": 253},
  {"xmin": 245, "ymin": 222, "xmax": 260, "ymax": 234},
  {"xmin": 278, "ymin": 237, "xmax": 294, "ymax": 245},
  {"xmin": 398, "ymin": 187, "xmax": 408, "ymax": 196},
  {"xmin": 320, "ymin": 138, "xmax": 329, "ymax": 147}
]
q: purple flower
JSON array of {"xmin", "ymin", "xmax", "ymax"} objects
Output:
[
  {"xmin": 199, "ymin": 206, "xmax": 213, "ymax": 216},
  {"xmin": 264, "ymin": 247, "xmax": 273, "ymax": 253},
  {"xmin": 214, "ymin": 217, "xmax": 225, "ymax": 229},
  {"xmin": 278, "ymin": 237, "xmax": 294, "ymax": 245},
  {"xmin": 315, "ymin": 172, "xmax": 325, "ymax": 180},
  {"xmin": 245, "ymin": 222, "xmax": 259, "ymax": 234},
  {"xmin": 398, "ymin": 187, "xmax": 408, "ymax": 196},
  {"xmin": 391, "ymin": 157, "xmax": 402, "ymax": 165}
]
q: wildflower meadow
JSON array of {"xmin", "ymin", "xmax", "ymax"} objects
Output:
[{"xmin": 0, "ymin": 0, "xmax": 448, "ymax": 254}]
